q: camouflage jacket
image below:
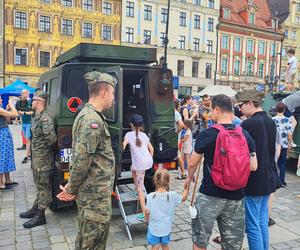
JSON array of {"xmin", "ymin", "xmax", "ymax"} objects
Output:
[
  {"xmin": 31, "ymin": 108, "xmax": 57, "ymax": 172},
  {"xmin": 67, "ymin": 103, "xmax": 115, "ymax": 223}
]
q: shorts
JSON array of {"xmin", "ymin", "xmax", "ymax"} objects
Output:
[
  {"xmin": 192, "ymin": 193, "xmax": 245, "ymax": 250},
  {"xmin": 147, "ymin": 229, "xmax": 170, "ymax": 246},
  {"xmin": 131, "ymin": 170, "xmax": 145, "ymax": 191},
  {"xmin": 287, "ymin": 71, "xmax": 296, "ymax": 84},
  {"xmin": 22, "ymin": 123, "xmax": 31, "ymax": 139}
]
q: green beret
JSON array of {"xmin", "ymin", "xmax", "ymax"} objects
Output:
[
  {"xmin": 34, "ymin": 90, "xmax": 49, "ymax": 100},
  {"xmin": 84, "ymin": 71, "xmax": 116, "ymax": 88},
  {"xmin": 236, "ymin": 90, "xmax": 264, "ymax": 103}
]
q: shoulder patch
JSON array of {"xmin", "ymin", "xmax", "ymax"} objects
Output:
[{"xmin": 90, "ymin": 123, "xmax": 99, "ymax": 129}]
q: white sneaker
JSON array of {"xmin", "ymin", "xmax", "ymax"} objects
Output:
[{"xmin": 296, "ymin": 168, "xmax": 300, "ymax": 177}]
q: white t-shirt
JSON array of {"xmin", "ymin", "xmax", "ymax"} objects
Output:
[
  {"xmin": 175, "ymin": 110, "xmax": 182, "ymax": 143},
  {"xmin": 146, "ymin": 191, "xmax": 182, "ymax": 237},
  {"xmin": 124, "ymin": 131, "xmax": 153, "ymax": 171},
  {"xmin": 182, "ymin": 129, "xmax": 192, "ymax": 153},
  {"xmin": 288, "ymin": 55, "xmax": 297, "ymax": 72}
]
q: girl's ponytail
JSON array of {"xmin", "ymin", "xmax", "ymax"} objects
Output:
[{"xmin": 135, "ymin": 127, "xmax": 142, "ymax": 147}]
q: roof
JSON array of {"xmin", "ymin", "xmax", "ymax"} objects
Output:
[
  {"xmin": 0, "ymin": 79, "xmax": 36, "ymax": 95},
  {"xmin": 195, "ymin": 85, "xmax": 237, "ymax": 97},
  {"xmin": 220, "ymin": 0, "xmax": 274, "ymax": 31},
  {"xmin": 268, "ymin": 0, "xmax": 290, "ymax": 23}
]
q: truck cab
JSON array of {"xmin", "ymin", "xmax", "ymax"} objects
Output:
[{"xmin": 37, "ymin": 43, "xmax": 178, "ymax": 211}]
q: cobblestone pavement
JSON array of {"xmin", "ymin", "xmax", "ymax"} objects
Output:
[{"xmin": 1, "ymin": 125, "xmax": 300, "ymax": 250}]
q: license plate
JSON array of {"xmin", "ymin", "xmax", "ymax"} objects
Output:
[{"xmin": 60, "ymin": 148, "xmax": 73, "ymax": 163}]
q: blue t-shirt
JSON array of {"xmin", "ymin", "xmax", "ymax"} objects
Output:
[{"xmin": 146, "ymin": 191, "xmax": 182, "ymax": 237}]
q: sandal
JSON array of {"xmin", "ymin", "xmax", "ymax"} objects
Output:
[
  {"xmin": 175, "ymin": 175, "xmax": 187, "ymax": 180},
  {"xmin": 0, "ymin": 185, "xmax": 13, "ymax": 190},
  {"xmin": 6, "ymin": 182, "xmax": 19, "ymax": 187}
]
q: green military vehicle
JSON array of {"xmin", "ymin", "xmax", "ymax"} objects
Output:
[
  {"xmin": 37, "ymin": 43, "xmax": 178, "ymax": 211},
  {"xmin": 263, "ymin": 92, "xmax": 300, "ymax": 160}
]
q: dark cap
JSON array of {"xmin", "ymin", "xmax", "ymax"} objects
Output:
[
  {"xmin": 236, "ymin": 90, "xmax": 264, "ymax": 103},
  {"xmin": 84, "ymin": 71, "xmax": 116, "ymax": 88},
  {"xmin": 131, "ymin": 114, "xmax": 144, "ymax": 126},
  {"xmin": 34, "ymin": 90, "xmax": 49, "ymax": 100}
]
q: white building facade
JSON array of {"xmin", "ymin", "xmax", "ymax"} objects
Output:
[{"xmin": 121, "ymin": 0, "xmax": 219, "ymax": 96}]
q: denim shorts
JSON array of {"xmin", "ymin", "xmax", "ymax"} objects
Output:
[
  {"xmin": 147, "ymin": 229, "xmax": 170, "ymax": 246},
  {"xmin": 22, "ymin": 123, "xmax": 31, "ymax": 139}
]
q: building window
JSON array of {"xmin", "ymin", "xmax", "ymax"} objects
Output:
[
  {"xmin": 208, "ymin": 0, "xmax": 214, "ymax": 8},
  {"xmin": 82, "ymin": 22, "xmax": 93, "ymax": 38},
  {"xmin": 234, "ymin": 37, "xmax": 241, "ymax": 52},
  {"xmin": 39, "ymin": 51, "xmax": 50, "ymax": 67},
  {"xmin": 103, "ymin": 2, "xmax": 112, "ymax": 14},
  {"xmin": 246, "ymin": 40, "xmax": 254, "ymax": 53},
  {"xmin": 193, "ymin": 0, "xmax": 201, "ymax": 5},
  {"xmin": 15, "ymin": 48, "xmax": 27, "ymax": 65},
  {"xmin": 291, "ymin": 30, "xmax": 296, "ymax": 40},
  {"xmin": 192, "ymin": 61, "xmax": 199, "ymax": 77},
  {"xmin": 160, "ymin": 32, "xmax": 166, "ymax": 46},
  {"xmin": 270, "ymin": 43, "xmax": 276, "ymax": 57},
  {"xmin": 144, "ymin": 30, "xmax": 151, "ymax": 44},
  {"xmin": 179, "ymin": 36, "xmax": 185, "ymax": 50},
  {"xmin": 246, "ymin": 61, "xmax": 253, "ymax": 76},
  {"xmin": 39, "ymin": 15, "xmax": 51, "ymax": 32},
  {"xmin": 82, "ymin": 0, "xmax": 93, "ymax": 11},
  {"xmin": 161, "ymin": 8, "xmax": 168, "ymax": 23},
  {"xmin": 282, "ymin": 47, "xmax": 287, "ymax": 58},
  {"xmin": 40, "ymin": 0, "xmax": 51, "ymax": 3},
  {"xmin": 234, "ymin": 60, "xmax": 240, "ymax": 75},
  {"xmin": 62, "ymin": 0, "xmax": 72, "ymax": 7},
  {"xmin": 194, "ymin": 15, "xmax": 200, "ymax": 29},
  {"xmin": 61, "ymin": 19, "xmax": 73, "ymax": 35},
  {"xmin": 179, "ymin": 12, "xmax": 186, "ymax": 26},
  {"xmin": 296, "ymin": 16, "xmax": 300, "ymax": 25},
  {"xmin": 206, "ymin": 63, "xmax": 212, "ymax": 79},
  {"xmin": 126, "ymin": 1, "xmax": 134, "ymax": 17},
  {"xmin": 258, "ymin": 62, "xmax": 264, "ymax": 78},
  {"xmin": 125, "ymin": 27, "xmax": 134, "ymax": 43},
  {"xmin": 193, "ymin": 38, "xmax": 200, "ymax": 51},
  {"xmin": 258, "ymin": 41, "xmax": 265, "ymax": 55},
  {"xmin": 15, "ymin": 11, "xmax": 27, "ymax": 29},
  {"xmin": 221, "ymin": 57, "xmax": 228, "ymax": 74},
  {"xmin": 249, "ymin": 13, "xmax": 255, "ymax": 24},
  {"xmin": 297, "ymin": 3, "xmax": 300, "ymax": 12},
  {"xmin": 144, "ymin": 5, "xmax": 152, "ymax": 20},
  {"xmin": 208, "ymin": 17, "xmax": 214, "ymax": 31},
  {"xmin": 102, "ymin": 25, "xmax": 112, "ymax": 40},
  {"xmin": 284, "ymin": 29, "xmax": 288, "ymax": 38},
  {"xmin": 223, "ymin": 8, "xmax": 230, "ymax": 19},
  {"xmin": 179, "ymin": 86, "xmax": 192, "ymax": 96},
  {"xmin": 177, "ymin": 60, "xmax": 184, "ymax": 76},
  {"xmin": 221, "ymin": 35, "xmax": 229, "ymax": 49},
  {"xmin": 207, "ymin": 40, "xmax": 213, "ymax": 53}
]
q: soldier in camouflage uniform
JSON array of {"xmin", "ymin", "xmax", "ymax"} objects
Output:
[
  {"xmin": 58, "ymin": 71, "xmax": 116, "ymax": 250},
  {"xmin": 20, "ymin": 91, "xmax": 57, "ymax": 228}
]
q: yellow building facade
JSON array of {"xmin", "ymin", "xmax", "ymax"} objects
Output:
[{"xmin": 4, "ymin": 0, "xmax": 121, "ymax": 87}]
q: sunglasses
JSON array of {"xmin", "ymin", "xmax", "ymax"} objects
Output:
[{"xmin": 238, "ymin": 101, "xmax": 248, "ymax": 108}]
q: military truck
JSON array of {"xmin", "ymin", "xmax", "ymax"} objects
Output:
[
  {"xmin": 263, "ymin": 92, "xmax": 300, "ymax": 160},
  {"xmin": 37, "ymin": 43, "xmax": 178, "ymax": 211}
]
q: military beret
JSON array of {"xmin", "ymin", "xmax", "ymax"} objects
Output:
[
  {"xmin": 34, "ymin": 90, "xmax": 49, "ymax": 100},
  {"xmin": 84, "ymin": 71, "xmax": 116, "ymax": 88},
  {"xmin": 236, "ymin": 90, "xmax": 264, "ymax": 103}
]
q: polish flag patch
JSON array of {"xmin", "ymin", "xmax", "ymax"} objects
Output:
[{"xmin": 90, "ymin": 123, "xmax": 99, "ymax": 129}]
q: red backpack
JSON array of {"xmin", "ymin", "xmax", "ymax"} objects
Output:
[{"xmin": 211, "ymin": 124, "xmax": 250, "ymax": 191}]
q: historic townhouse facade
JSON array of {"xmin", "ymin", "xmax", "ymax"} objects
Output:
[
  {"xmin": 121, "ymin": 0, "xmax": 220, "ymax": 96},
  {"xmin": 216, "ymin": 0, "xmax": 283, "ymax": 90},
  {"xmin": 4, "ymin": 0, "xmax": 121, "ymax": 86},
  {"xmin": 269, "ymin": 0, "xmax": 300, "ymax": 88}
]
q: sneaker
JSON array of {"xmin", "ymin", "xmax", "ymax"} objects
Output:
[
  {"xmin": 268, "ymin": 218, "xmax": 276, "ymax": 227},
  {"xmin": 296, "ymin": 168, "xmax": 300, "ymax": 177},
  {"xmin": 21, "ymin": 157, "xmax": 29, "ymax": 164},
  {"xmin": 17, "ymin": 145, "xmax": 26, "ymax": 150},
  {"xmin": 137, "ymin": 213, "xmax": 145, "ymax": 221}
]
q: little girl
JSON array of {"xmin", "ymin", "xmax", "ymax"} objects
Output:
[
  {"xmin": 145, "ymin": 169, "xmax": 188, "ymax": 250},
  {"xmin": 181, "ymin": 119, "xmax": 193, "ymax": 174},
  {"xmin": 123, "ymin": 114, "xmax": 154, "ymax": 214}
]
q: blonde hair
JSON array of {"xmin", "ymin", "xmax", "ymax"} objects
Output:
[{"xmin": 153, "ymin": 169, "xmax": 170, "ymax": 191}]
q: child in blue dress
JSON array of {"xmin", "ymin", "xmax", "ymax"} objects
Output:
[{"xmin": 145, "ymin": 169, "xmax": 188, "ymax": 250}]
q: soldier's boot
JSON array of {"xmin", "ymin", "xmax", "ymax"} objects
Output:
[
  {"xmin": 23, "ymin": 209, "xmax": 46, "ymax": 228},
  {"xmin": 19, "ymin": 205, "xmax": 38, "ymax": 218}
]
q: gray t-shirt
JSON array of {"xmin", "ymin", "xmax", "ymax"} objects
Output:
[{"xmin": 146, "ymin": 191, "xmax": 182, "ymax": 237}]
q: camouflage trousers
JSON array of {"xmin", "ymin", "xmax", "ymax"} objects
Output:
[
  {"xmin": 33, "ymin": 170, "xmax": 52, "ymax": 209},
  {"xmin": 192, "ymin": 193, "xmax": 245, "ymax": 250},
  {"xmin": 75, "ymin": 208, "xmax": 110, "ymax": 250}
]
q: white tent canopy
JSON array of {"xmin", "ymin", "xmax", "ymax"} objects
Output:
[{"xmin": 195, "ymin": 85, "xmax": 237, "ymax": 97}]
